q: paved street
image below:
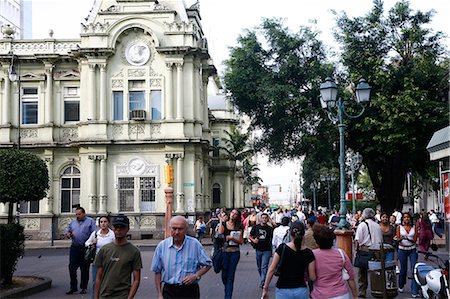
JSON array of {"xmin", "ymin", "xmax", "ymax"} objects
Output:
[{"xmin": 15, "ymin": 241, "xmax": 446, "ymax": 299}]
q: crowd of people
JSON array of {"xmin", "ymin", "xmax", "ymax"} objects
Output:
[{"xmin": 63, "ymin": 205, "xmax": 443, "ymax": 299}]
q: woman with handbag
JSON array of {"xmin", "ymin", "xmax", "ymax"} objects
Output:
[
  {"xmin": 85, "ymin": 215, "xmax": 115, "ymax": 299},
  {"xmin": 311, "ymin": 225, "xmax": 357, "ymax": 299},
  {"xmin": 396, "ymin": 212, "xmax": 419, "ymax": 297},
  {"xmin": 261, "ymin": 221, "xmax": 316, "ymax": 299}
]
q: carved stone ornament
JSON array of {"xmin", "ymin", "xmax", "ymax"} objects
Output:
[
  {"xmin": 112, "ymin": 79, "xmax": 124, "ymax": 88},
  {"xmin": 113, "ymin": 125, "xmax": 124, "ymax": 137},
  {"xmin": 58, "ymin": 217, "xmax": 72, "ymax": 231},
  {"xmin": 149, "ymin": 78, "xmax": 162, "ymax": 88},
  {"xmin": 128, "ymin": 69, "xmax": 146, "ymax": 77},
  {"xmin": 61, "ymin": 128, "xmax": 78, "ymax": 140},
  {"xmin": 20, "ymin": 129, "xmax": 38, "ymax": 138},
  {"xmin": 125, "ymin": 41, "xmax": 151, "ymax": 66},
  {"xmin": 116, "ymin": 157, "xmax": 160, "ymax": 177},
  {"xmin": 129, "ymin": 124, "xmax": 145, "ymax": 135},
  {"xmin": 150, "ymin": 124, "xmax": 161, "ymax": 136},
  {"xmin": 20, "ymin": 218, "xmax": 40, "ymax": 230},
  {"xmin": 140, "ymin": 216, "xmax": 157, "ymax": 229}
]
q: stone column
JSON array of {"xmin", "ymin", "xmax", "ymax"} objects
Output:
[
  {"xmin": 203, "ymin": 161, "xmax": 210, "ymax": 210},
  {"xmin": 165, "ymin": 63, "xmax": 173, "ymax": 120},
  {"xmin": 175, "ymin": 156, "xmax": 185, "ymax": 213},
  {"xmin": 44, "ymin": 157, "xmax": 54, "ymax": 214},
  {"xmin": 193, "ymin": 62, "xmax": 200, "ymax": 121},
  {"xmin": 176, "ymin": 62, "xmax": 184, "ymax": 120},
  {"xmin": 202, "ymin": 73, "xmax": 209, "ymax": 129},
  {"xmin": 164, "ymin": 187, "xmax": 174, "ymax": 238},
  {"xmin": 88, "ymin": 64, "xmax": 96, "ymax": 121},
  {"xmin": 2, "ymin": 67, "xmax": 10, "ymax": 125},
  {"xmin": 99, "ymin": 64, "xmax": 107, "ymax": 122},
  {"xmin": 44, "ymin": 64, "xmax": 54, "ymax": 124},
  {"xmin": 195, "ymin": 159, "xmax": 203, "ymax": 211},
  {"xmin": 88, "ymin": 155, "xmax": 97, "ymax": 213},
  {"xmin": 98, "ymin": 156, "xmax": 107, "ymax": 214}
]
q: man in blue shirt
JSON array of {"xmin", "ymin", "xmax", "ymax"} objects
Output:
[
  {"xmin": 65, "ymin": 207, "xmax": 96, "ymax": 295},
  {"xmin": 151, "ymin": 216, "xmax": 212, "ymax": 299}
]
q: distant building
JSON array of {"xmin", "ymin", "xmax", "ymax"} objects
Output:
[
  {"xmin": 0, "ymin": 0, "xmax": 32, "ymax": 38},
  {"xmin": 0, "ymin": 0, "xmax": 251, "ymax": 240}
]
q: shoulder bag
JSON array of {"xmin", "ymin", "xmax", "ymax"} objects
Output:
[
  {"xmin": 84, "ymin": 232, "xmax": 97, "ymax": 263},
  {"xmin": 274, "ymin": 243, "xmax": 286, "ymax": 277},
  {"xmin": 354, "ymin": 221, "xmax": 375, "ymax": 268},
  {"xmin": 338, "ymin": 249, "xmax": 350, "ymax": 280}
]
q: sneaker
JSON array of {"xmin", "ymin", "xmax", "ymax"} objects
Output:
[
  {"xmin": 396, "ymin": 266, "xmax": 400, "ymax": 274},
  {"xmin": 411, "ymin": 294, "xmax": 419, "ymax": 298},
  {"xmin": 398, "ymin": 287, "xmax": 404, "ymax": 293},
  {"xmin": 66, "ymin": 290, "xmax": 77, "ymax": 295},
  {"xmin": 79, "ymin": 289, "xmax": 87, "ymax": 294}
]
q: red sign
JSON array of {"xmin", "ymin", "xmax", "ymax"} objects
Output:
[
  {"xmin": 347, "ymin": 193, "xmax": 363, "ymax": 200},
  {"xmin": 443, "ymin": 173, "xmax": 450, "ymax": 222}
]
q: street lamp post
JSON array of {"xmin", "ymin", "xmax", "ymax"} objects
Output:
[
  {"xmin": 320, "ymin": 174, "xmax": 336, "ymax": 211},
  {"xmin": 320, "ymin": 77, "xmax": 371, "ymax": 230},
  {"xmin": 347, "ymin": 152, "xmax": 362, "ymax": 216},
  {"xmin": 310, "ymin": 180, "xmax": 319, "ymax": 211}
]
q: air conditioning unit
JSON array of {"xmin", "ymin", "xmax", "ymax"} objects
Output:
[{"xmin": 130, "ymin": 109, "xmax": 146, "ymax": 121}]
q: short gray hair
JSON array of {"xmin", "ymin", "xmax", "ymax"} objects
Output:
[
  {"xmin": 170, "ymin": 215, "xmax": 188, "ymax": 228},
  {"xmin": 362, "ymin": 208, "xmax": 375, "ymax": 219}
]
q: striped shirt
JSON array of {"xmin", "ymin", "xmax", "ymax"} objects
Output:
[{"xmin": 150, "ymin": 235, "xmax": 212, "ymax": 284}]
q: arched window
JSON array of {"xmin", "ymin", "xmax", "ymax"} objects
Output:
[
  {"xmin": 60, "ymin": 166, "xmax": 80, "ymax": 213},
  {"xmin": 212, "ymin": 183, "xmax": 221, "ymax": 204}
]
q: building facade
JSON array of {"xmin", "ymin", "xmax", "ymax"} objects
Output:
[
  {"xmin": 0, "ymin": 0, "xmax": 249, "ymax": 240},
  {"xmin": 0, "ymin": 0, "xmax": 31, "ymax": 38}
]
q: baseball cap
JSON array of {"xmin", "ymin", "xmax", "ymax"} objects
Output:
[{"xmin": 112, "ymin": 215, "xmax": 129, "ymax": 227}]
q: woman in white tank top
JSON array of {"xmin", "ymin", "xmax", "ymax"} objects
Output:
[{"xmin": 395, "ymin": 212, "xmax": 419, "ymax": 297}]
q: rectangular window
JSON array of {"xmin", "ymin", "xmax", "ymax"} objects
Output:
[
  {"xmin": 129, "ymin": 91, "xmax": 145, "ymax": 111},
  {"xmin": 113, "ymin": 91, "xmax": 124, "ymax": 121},
  {"xmin": 118, "ymin": 177, "xmax": 134, "ymax": 212},
  {"xmin": 64, "ymin": 87, "xmax": 80, "ymax": 123},
  {"xmin": 140, "ymin": 177, "xmax": 156, "ymax": 202},
  {"xmin": 18, "ymin": 200, "xmax": 39, "ymax": 214},
  {"xmin": 212, "ymin": 138, "xmax": 220, "ymax": 157},
  {"xmin": 151, "ymin": 90, "xmax": 161, "ymax": 120},
  {"xmin": 22, "ymin": 87, "xmax": 38, "ymax": 124}
]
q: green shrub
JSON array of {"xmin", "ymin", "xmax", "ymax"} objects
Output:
[{"xmin": 0, "ymin": 224, "xmax": 25, "ymax": 286}]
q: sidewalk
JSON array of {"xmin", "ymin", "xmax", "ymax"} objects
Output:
[{"xmin": 25, "ymin": 234, "xmax": 445, "ymax": 250}]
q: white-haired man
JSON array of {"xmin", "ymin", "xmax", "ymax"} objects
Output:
[
  {"xmin": 354, "ymin": 208, "xmax": 383, "ymax": 298},
  {"xmin": 151, "ymin": 216, "xmax": 212, "ymax": 299}
]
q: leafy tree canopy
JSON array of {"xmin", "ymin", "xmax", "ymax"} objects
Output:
[
  {"xmin": 224, "ymin": 18, "xmax": 333, "ymax": 162},
  {"xmin": 0, "ymin": 149, "xmax": 49, "ymax": 223},
  {"xmin": 334, "ymin": 0, "xmax": 449, "ymax": 212}
]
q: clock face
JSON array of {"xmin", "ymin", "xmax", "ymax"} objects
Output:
[{"xmin": 125, "ymin": 41, "xmax": 150, "ymax": 66}]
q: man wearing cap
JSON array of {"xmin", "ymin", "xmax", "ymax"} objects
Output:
[
  {"xmin": 94, "ymin": 215, "xmax": 142, "ymax": 299},
  {"xmin": 151, "ymin": 215, "xmax": 212, "ymax": 299},
  {"xmin": 354, "ymin": 208, "xmax": 383, "ymax": 298},
  {"xmin": 65, "ymin": 207, "xmax": 96, "ymax": 295}
]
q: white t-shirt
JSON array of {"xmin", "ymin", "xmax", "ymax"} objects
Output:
[
  {"xmin": 272, "ymin": 225, "xmax": 290, "ymax": 249},
  {"xmin": 85, "ymin": 228, "xmax": 115, "ymax": 254},
  {"xmin": 297, "ymin": 211, "xmax": 306, "ymax": 223},
  {"xmin": 392, "ymin": 211, "xmax": 402, "ymax": 225},
  {"xmin": 355, "ymin": 219, "xmax": 383, "ymax": 248}
]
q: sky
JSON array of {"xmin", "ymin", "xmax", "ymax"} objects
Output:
[{"xmin": 28, "ymin": 0, "xmax": 450, "ymax": 204}]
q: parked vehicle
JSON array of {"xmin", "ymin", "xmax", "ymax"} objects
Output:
[{"xmin": 414, "ymin": 251, "xmax": 449, "ymax": 299}]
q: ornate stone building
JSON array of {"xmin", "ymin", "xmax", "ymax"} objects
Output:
[{"xmin": 0, "ymin": 0, "xmax": 248, "ymax": 240}]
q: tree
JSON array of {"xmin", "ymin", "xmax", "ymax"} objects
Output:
[
  {"xmin": 0, "ymin": 149, "xmax": 49, "ymax": 223},
  {"xmin": 224, "ymin": 18, "xmax": 332, "ymax": 162},
  {"xmin": 220, "ymin": 126, "xmax": 254, "ymax": 208},
  {"xmin": 241, "ymin": 158, "xmax": 263, "ymax": 206},
  {"xmin": 333, "ymin": 0, "xmax": 449, "ymax": 212}
]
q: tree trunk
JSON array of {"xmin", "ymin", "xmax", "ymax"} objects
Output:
[
  {"xmin": 7, "ymin": 202, "xmax": 14, "ymax": 224},
  {"xmin": 368, "ymin": 155, "xmax": 407, "ymax": 214}
]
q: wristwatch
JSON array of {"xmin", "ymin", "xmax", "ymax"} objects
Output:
[{"xmin": 195, "ymin": 274, "xmax": 201, "ymax": 281}]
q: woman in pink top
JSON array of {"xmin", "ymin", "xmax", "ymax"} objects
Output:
[{"xmin": 311, "ymin": 225, "xmax": 357, "ymax": 299}]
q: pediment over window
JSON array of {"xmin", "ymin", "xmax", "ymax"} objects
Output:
[
  {"xmin": 21, "ymin": 72, "xmax": 45, "ymax": 81},
  {"xmin": 54, "ymin": 69, "xmax": 80, "ymax": 80}
]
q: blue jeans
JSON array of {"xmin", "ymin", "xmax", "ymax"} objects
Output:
[
  {"xmin": 221, "ymin": 250, "xmax": 240, "ymax": 299},
  {"xmin": 276, "ymin": 287, "xmax": 309, "ymax": 299},
  {"xmin": 91, "ymin": 265, "xmax": 96, "ymax": 299},
  {"xmin": 256, "ymin": 250, "xmax": 272, "ymax": 284},
  {"xmin": 398, "ymin": 248, "xmax": 418, "ymax": 295},
  {"xmin": 384, "ymin": 251, "xmax": 394, "ymax": 262}
]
